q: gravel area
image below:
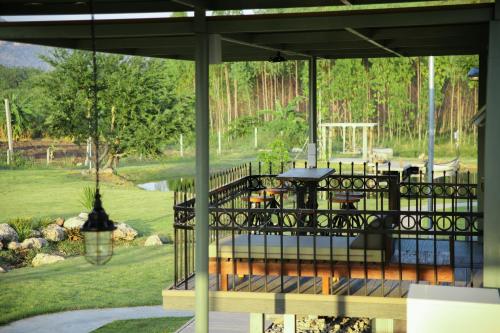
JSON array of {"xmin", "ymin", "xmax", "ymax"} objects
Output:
[{"xmin": 265, "ymin": 316, "xmax": 371, "ymax": 333}]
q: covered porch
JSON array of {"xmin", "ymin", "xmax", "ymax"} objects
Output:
[{"xmin": 2, "ymin": 0, "xmax": 499, "ymax": 331}]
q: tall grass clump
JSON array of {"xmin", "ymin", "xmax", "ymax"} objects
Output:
[
  {"xmin": 8, "ymin": 217, "xmax": 52, "ymax": 242},
  {"xmin": 79, "ymin": 185, "xmax": 96, "ymax": 211}
]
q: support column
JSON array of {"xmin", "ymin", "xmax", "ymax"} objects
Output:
[
  {"xmin": 194, "ymin": 8, "xmax": 210, "ymax": 333},
  {"xmin": 342, "ymin": 126, "xmax": 346, "ymax": 153},
  {"xmin": 371, "ymin": 318, "xmax": 394, "ymax": 333},
  {"xmin": 484, "ymin": 18, "xmax": 500, "ymax": 288},
  {"xmin": 427, "ymin": 56, "xmax": 435, "ymax": 212},
  {"xmin": 308, "ymin": 57, "xmax": 317, "ymax": 167},
  {"xmin": 283, "ymin": 314, "xmax": 296, "ymax": 333},
  {"xmin": 352, "ymin": 126, "xmax": 356, "ymax": 153},
  {"xmin": 249, "ymin": 313, "xmax": 265, "ymax": 333},
  {"xmin": 321, "ymin": 125, "xmax": 327, "ymax": 160},
  {"xmin": 477, "ymin": 53, "xmax": 487, "ymax": 216}
]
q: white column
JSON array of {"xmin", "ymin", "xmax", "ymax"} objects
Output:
[
  {"xmin": 427, "ymin": 56, "xmax": 435, "ymax": 212},
  {"xmin": 342, "ymin": 126, "xmax": 346, "ymax": 153},
  {"xmin": 308, "ymin": 57, "xmax": 317, "ymax": 167},
  {"xmin": 283, "ymin": 314, "xmax": 296, "ymax": 333},
  {"xmin": 372, "ymin": 318, "xmax": 394, "ymax": 333},
  {"xmin": 249, "ymin": 313, "xmax": 265, "ymax": 333},
  {"xmin": 362, "ymin": 126, "xmax": 368, "ymax": 160},
  {"xmin": 352, "ymin": 126, "xmax": 356, "ymax": 153},
  {"xmin": 194, "ymin": 8, "xmax": 210, "ymax": 333}
]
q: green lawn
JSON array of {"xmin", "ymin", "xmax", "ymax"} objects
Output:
[
  {"xmin": 0, "ymin": 168, "xmax": 172, "ymax": 236},
  {"xmin": 0, "ymin": 245, "xmax": 173, "ymax": 325},
  {"xmin": 92, "ymin": 317, "xmax": 192, "ymax": 333},
  {"xmin": 0, "ymin": 154, "xmax": 253, "ymax": 326}
]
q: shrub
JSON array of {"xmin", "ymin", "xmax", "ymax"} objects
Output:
[
  {"xmin": 257, "ymin": 139, "xmax": 290, "ymax": 172},
  {"xmin": 0, "ymin": 151, "xmax": 36, "ymax": 169}
]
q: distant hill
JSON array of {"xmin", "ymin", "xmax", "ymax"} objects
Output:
[{"xmin": 0, "ymin": 41, "xmax": 52, "ymax": 70}]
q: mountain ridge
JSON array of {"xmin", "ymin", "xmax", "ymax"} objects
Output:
[{"xmin": 0, "ymin": 41, "xmax": 51, "ymax": 70}]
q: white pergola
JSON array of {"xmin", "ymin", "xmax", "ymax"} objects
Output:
[
  {"xmin": 320, "ymin": 122, "xmax": 377, "ymax": 160},
  {"xmin": 1, "ymin": 1, "xmax": 499, "ymax": 332}
]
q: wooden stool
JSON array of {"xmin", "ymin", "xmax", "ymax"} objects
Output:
[
  {"xmin": 331, "ymin": 191, "xmax": 364, "ymax": 231},
  {"xmin": 241, "ymin": 195, "xmax": 275, "ymax": 227},
  {"xmin": 241, "ymin": 195, "xmax": 275, "ymax": 206}
]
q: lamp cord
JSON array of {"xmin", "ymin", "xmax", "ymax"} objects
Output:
[{"xmin": 89, "ymin": 0, "xmax": 99, "ymax": 190}]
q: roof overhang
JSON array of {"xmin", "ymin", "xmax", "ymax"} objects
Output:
[
  {"xmin": 0, "ymin": 3, "xmax": 492, "ymax": 61},
  {"xmin": 0, "ymin": 0, "xmax": 462, "ymax": 15}
]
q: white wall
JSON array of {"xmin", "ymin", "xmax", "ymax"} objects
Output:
[{"xmin": 407, "ymin": 284, "xmax": 500, "ymax": 333}]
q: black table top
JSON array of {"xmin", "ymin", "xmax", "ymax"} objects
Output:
[{"xmin": 276, "ymin": 168, "xmax": 335, "ymax": 182}]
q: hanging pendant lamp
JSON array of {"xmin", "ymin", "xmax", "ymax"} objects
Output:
[{"xmin": 81, "ymin": 0, "xmax": 116, "ymax": 265}]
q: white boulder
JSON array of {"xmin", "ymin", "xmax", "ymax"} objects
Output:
[
  {"xmin": 7, "ymin": 241, "xmax": 22, "ymax": 251},
  {"xmin": 64, "ymin": 215, "xmax": 87, "ymax": 229},
  {"xmin": 0, "ymin": 266, "xmax": 6, "ymax": 273},
  {"xmin": 21, "ymin": 238, "xmax": 48, "ymax": 250},
  {"xmin": 144, "ymin": 235, "xmax": 163, "ymax": 247},
  {"xmin": 32, "ymin": 253, "xmax": 65, "ymax": 267},
  {"xmin": 0, "ymin": 223, "xmax": 19, "ymax": 243},
  {"xmin": 42, "ymin": 224, "xmax": 66, "ymax": 242},
  {"xmin": 112, "ymin": 223, "xmax": 138, "ymax": 241}
]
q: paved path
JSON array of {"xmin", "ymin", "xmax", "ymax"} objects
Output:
[
  {"xmin": 177, "ymin": 312, "xmax": 250, "ymax": 333},
  {"xmin": 0, "ymin": 306, "xmax": 193, "ymax": 333}
]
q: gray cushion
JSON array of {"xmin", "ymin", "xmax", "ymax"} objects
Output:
[{"xmin": 350, "ymin": 216, "xmax": 393, "ymax": 250}]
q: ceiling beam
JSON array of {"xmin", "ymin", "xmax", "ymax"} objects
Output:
[
  {"xmin": 220, "ymin": 35, "xmax": 311, "ymax": 59},
  {"xmin": 170, "ymin": 0, "xmax": 207, "ymax": 9},
  {"xmin": 345, "ymin": 27, "xmax": 403, "ymax": 57}
]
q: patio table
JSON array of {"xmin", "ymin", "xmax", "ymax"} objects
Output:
[
  {"xmin": 276, "ymin": 168, "xmax": 335, "ymax": 210},
  {"xmin": 276, "ymin": 168, "xmax": 335, "ymax": 230}
]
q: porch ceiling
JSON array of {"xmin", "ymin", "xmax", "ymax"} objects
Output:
[{"xmin": 0, "ymin": 3, "xmax": 492, "ymax": 61}]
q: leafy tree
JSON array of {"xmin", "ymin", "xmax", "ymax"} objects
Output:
[{"xmin": 41, "ymin": 50, "xmax": 194, "ymax": 169}]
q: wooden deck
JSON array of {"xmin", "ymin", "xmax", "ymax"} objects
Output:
[{"xmin": 173, "ymin": 239, "xmax": 483, "ymax": 297}]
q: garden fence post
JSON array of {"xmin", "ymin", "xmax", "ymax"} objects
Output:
[
  {"xmin": 254, "ymin": 127, "xmax": 258, "ymax": 148},
  {"xmin": 218, "ymin": 130, "xmax": 221, "ymax": 155},
  {"xmin": 4, "ymin": 99, "xmax": 13, "ymax": 165},
  {"xmin": 180, "ymin": 134, "xmax": 184, "ymax": 157}
]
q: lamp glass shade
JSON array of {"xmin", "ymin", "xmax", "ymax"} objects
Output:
[{"xmin": 83, "ymin": 230, "xmax": 114, "ymax": 265}]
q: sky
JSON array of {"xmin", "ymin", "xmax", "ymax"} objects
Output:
[{"xmin": 0, "ymin": 10, "xmax": 254, "ymax": 22}]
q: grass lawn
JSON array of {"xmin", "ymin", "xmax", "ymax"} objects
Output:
[
  {"xmin": 92, "ymin": 317, "xmax": 192, "ymax": 333},
  {"xmin": 0, "ymin": 245, "xmax": 173, "ymax": 325},
  {"xmin": 0, "ymin": 168, "xmax": 172, "ymax": 236}
]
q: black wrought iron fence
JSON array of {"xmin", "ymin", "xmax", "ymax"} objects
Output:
[{"xmin": 173, "ymin": 162, "xmax": 482, "ymax": 297}]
